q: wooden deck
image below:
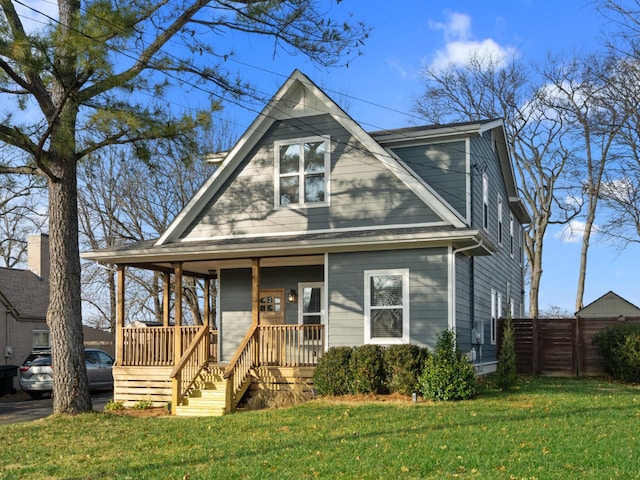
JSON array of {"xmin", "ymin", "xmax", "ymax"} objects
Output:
[{"xmin": 112, "ymin": 324, "xmax": 323, "ymax": 412}]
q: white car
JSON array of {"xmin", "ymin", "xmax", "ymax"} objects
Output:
[{"xmin": 19, "ymin": 348, "xmax": 114, "ymax": 399}]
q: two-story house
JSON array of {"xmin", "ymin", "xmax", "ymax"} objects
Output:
[{"xmin": 84, "ymin": 70, "xmax": 530, "ymax": 415}]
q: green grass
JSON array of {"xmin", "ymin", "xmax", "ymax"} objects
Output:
[{"xmin": 2, "ymin": 376, "xmax": 640, "ymax": 479}]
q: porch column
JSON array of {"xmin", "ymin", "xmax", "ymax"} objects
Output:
[
  {"xmin": 162, "ymin": 273, "xmax": 171, "ymax": 327},
  {"xmin": 251, "ymin": 258, "xmax": 260, "ymax": 326},
  {"xmin": 204, "ymin": 278, "xmax": 210, "ymax": 328},
  {"xmin": 173, "ymin": 262, "xmax": 183, "ymax": 365},
  {"xmin": 116, "ymin": 265, "xmax": 125, "ymax": 365}
]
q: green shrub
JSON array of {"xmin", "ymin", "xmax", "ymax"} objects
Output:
[
  {"xmin": 132, "ymin": 400, "xmax": 153, "ymax": 410},
  {"xmin": 349, "ymin": 345, "xmax": 386, "ymax": 394},
  {"xmin": 104, "ymin": 400, "xmax": 124, "ymax": 411},
  {"xmin": 418, "ymin": 329, "xmax": 477, "ymax": 401},
  {"xmin": 313, "ymin": 346, "xmax": 353, "ymax": 395},
  {"xmin": 384, "ymin": 344, "xmax": 430, "ymax": 395},
  {"xmin": 495, "ymin": 315, "xmax": 517, "ymax": 390},
  {"xmin": 593, "ymin": 323, "xmax": 640, "ymax": 382}
]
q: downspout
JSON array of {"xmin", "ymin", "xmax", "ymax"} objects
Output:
[{"xmin": 451, "ymin": 240, "xmax": 484, "ymax": 367}]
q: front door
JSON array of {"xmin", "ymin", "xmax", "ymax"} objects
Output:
[{"xmin": 259, "ymin": 289, "xmax": 285, "ymax": 325}]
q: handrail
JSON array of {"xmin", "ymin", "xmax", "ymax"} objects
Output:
[
  {"xmin": 222, "ymin": 324, "xmax": 259, "ymax": 408},
  {"xmin": 223, "ymin": 324, "xmax": 258, "ymax": 379},
  {"xmin": 169, "ymin": 325, "xmax": 211, "ymax": 410}
]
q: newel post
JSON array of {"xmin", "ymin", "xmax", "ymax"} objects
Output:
[
  {"xmin": 173, "ymin": 262, "xmax": 183, "ymax": 366},
  {"xmin": 116, "ymin": 265, "xmax": 125, "ymax": 366}
]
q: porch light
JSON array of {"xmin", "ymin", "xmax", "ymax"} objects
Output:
[{"xmin": 287, "ymin": 289, "xmax": 298, "ymax": 303}]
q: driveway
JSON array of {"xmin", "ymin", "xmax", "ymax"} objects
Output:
[{"xmin": 0, "ymin": 390, "xmax": 112, "ymax": 425}]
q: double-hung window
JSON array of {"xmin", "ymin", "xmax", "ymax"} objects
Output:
[
  {"xmin": 482, "ymin": 174, "xmax": 489, "ymax": 230},
  {"xmin": 275, "ymin": 136, "xmax": 329, "ymax": 207},
  {"xmin": 33, "ymin": 330, "xmax": 50, "ymax": 349},
  {"xmin": 498, "ymin": 197, "xmax": 503, "ymax": 245},
  {"xmin": 364, "ymin": 269, "xmax": 410, "ymax": 344},
  {"xmin": 509, "ymin": 214, "xmax": 514, "ymax": 257},
  {"xmin": 491, "ymin": 290, "xmax": 501, "ymax": 345}
]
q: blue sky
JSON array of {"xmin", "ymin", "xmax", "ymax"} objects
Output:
[
  {"xmin": 20, "ymin": 1, "xmax": 640, "ymax": 314},
  {"xmin": 208, "ymin": 0, "xmax": 637, "ymax": 315}
]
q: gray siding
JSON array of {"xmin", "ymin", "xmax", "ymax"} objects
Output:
[
  {"xmin": 218, "ymin": 269, "xmax": 252, "ymax": 362},
  {"xmin": 218, "ymin": 265, "xmax": 323, "ymax": 361},
  {"xmin": 182, "ymin": 114, "xmax": 442, "ymax": 240},
  {"xmin": 468, "ymin": 134, "xmax": 526, "ymax": 362},
  {"xmin": 392, "ymin": 141, "xmax": 467, "ymax": 219},
  {"xmin": 455, "ymin": 254, "xmax": 473, "ymax": 352},
  {"xmin": 328, "ymin": 248, "xmax": 449, "ymax": 350}
]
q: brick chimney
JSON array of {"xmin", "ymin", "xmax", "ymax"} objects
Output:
[{"xmin": 27, "ymin": 234, "xmax": 50, "ymax": 280}]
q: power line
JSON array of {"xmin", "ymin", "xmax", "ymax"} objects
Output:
[{"xmin": 4, "ymin": 0, "xmax": 514, "ymax": 210}]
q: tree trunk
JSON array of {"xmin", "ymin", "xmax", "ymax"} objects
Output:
[{"xmin": 47, "ymin": 157, "xmax": 92, "ymax": 414}]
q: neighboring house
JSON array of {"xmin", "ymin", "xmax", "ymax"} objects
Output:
[
  {"xmin": 84, "ymin": 70, "xmax": 531, "ymax": 415},
  {"xmin": 0, "ymin": 235, "xmax": 50, "ymax": 391},
  {"xmin": 576, "ymin": 291, "xmax": 640, "ymax": 319},
  {"xmin": 0, "ymin": 234, "xmax": 114, "ymax": 393}
]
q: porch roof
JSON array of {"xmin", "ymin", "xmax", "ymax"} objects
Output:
[{"xmin": 82, "ymin": 225, "xmax": 496, "ymax": 276}]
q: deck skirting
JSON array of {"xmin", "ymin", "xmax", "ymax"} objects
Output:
[{"xmin": 113, "ymin": 366, "xmax": 173, "ymax": 407}]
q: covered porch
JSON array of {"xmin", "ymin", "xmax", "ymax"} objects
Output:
[{"xmin": 112, "ymin": 257, "xmax": 325, "ymax": 416}]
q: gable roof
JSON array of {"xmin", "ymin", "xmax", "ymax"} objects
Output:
[
  {"xmin": 371, "ymin": 119, "xmax": 531, "ymax": 225},
  {"xmin": 0, "ymin": 267, "xmax": 49, "ymax": 321},
  {"xmin": 576, "ymin": 291, "xmax": 640, "ymax": 318},
  {"xmin": 156, "ymin": 69, "xmax": 468, "ymax": 246}
]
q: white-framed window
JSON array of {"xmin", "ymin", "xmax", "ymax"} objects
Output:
[
  {"xmin": 509, "ymin": 214, "xmax": 514, "ymax": 257},
  {"xmin": 298, "ymin": 282, "xmax": 324, "ymax": 342},
  {"xmin": 275, "ymin": 136, "xmax": 330, "ymax": 207},
  {"xmin": 33, "ymin": 330, "xmax": 50, "ymax": 349},
  {"xmin": 519, "ymin": 225, "xmax": 523, "ymax": 265},
  {"xmin": 498, "ymin": 197, "xmax": 503, "ymax": 245},
  {"xmin": 490, "ymin": 289, "xmax": 502, "ymax": 345},
  {"xmin": 482, "ymin": 174, "xmax": 489, "ymax": 230},
  {"xmin": 364, "ymin": 269, "xmax": 410, "ymax": 344}
]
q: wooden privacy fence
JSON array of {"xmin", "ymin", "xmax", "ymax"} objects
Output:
[{"xmin": 497, "ymin": 317, "xmax": 640, "ymax": 377}]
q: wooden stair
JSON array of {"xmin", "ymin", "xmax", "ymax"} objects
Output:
[{"xmin": 175, "ymin": 366, "xmax": 229, "ymax": 417}]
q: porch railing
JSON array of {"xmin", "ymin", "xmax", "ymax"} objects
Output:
[
  {"xmin": 169, "ymin": 325, "xmax": 211, "ymax": 412},
  {"xmin": 121, "ymin": 325, "xmax": 218, "ymax": 366},
  {"xmin": 258, "ymin": 324, "xmax": 324, "ymax": 366},
  {"xmin": 223, "ymin": 324, "xmax": 259, "ymax": 409}
]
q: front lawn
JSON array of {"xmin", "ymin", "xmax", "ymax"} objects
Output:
[{"xmin": 1, "ymin": 376, "xmax": 639, "ymax": 479}]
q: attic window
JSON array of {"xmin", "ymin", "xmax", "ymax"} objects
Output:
[{"xmin": 275, "ymin": 136, "xmax": 329, "ymax": 207}]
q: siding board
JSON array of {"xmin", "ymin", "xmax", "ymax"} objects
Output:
[
  {"xmin": 182, "ymin": 114, "xmax": 442, "ymax": 240},
  {"xmin": 328, "ymin": 249, "xmax": 449, "ymax": 350}
]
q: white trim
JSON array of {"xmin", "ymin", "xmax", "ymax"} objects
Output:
[
  {"xmin": 324, "ymin": 253, "xmax": 330, "ymax": 351},
  {"xmin": 157, "ymin": 70, "xmax": 473, "ymax": 245},
  {"xmin": 490, "ymin": 289, "xmax": 497, "ymax": 345},
  {"xmin": 465, "ymin": 138, "xmax": 471, "ymax": 226},
  {"xmin": 274, "ymin": 135, "xmax": 331, "ymax": 208},
  {"xmin": 297, "ymin": 282, "xmax": 325, "ymax": 326},
  {"xmin": 509, "ymin": 214, "xmax": 514, "ymax": 257},
  {"xmin": 179, "ymin": 221, "xmax": 450, "ymax": 243},
  {"xmin": 448, "ymin": 245, "xmax": 455, "ymax": 331},
  {"xmin": 482, "ymin": 174, "xmax": 489, "ymax": 231},
  {"xmin": 364, "ymin": 268, "xmax": 410, "ymax": 344},
  {"xmin": 498, "ymin": 196, "xmax": 503, "ymax": 245}
]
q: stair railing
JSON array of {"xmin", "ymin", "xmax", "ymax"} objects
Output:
[
  {"xmin": 169, "ymin": 325, "xmax": 211, "ymax": 414},
  {"xmin": 223, "ymin": 324, "xmax": 258, "ymax": 409}
]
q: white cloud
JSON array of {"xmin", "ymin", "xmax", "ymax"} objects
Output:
[
  {"xmin": 554, "ymin": 220, "xmax": 599, "ymax": 243},
  {"xmin": 428, "ymin": 12, "xmax": 516, "ymax": 72}
]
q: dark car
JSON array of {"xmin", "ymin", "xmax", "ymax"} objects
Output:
[{"xmin": 19, "ymin": 348, "xmax": 114, "ymax": 399}]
